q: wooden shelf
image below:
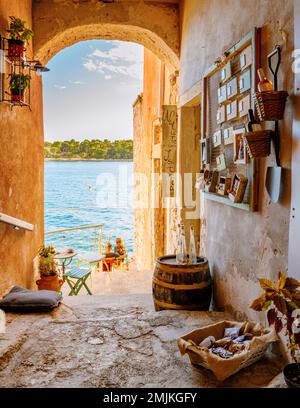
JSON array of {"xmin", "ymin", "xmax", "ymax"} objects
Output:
[{"xmin": 201, "ymin": 192, "xmax": 251, "ymax": 212}]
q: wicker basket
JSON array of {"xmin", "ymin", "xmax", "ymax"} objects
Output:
[
  {"xmin": 254, "ymin": 91, "xmax": 288, "ymax": 121},
  {"xmin": 242, "ymin": 130, "xmax": 273, "ymax": 158},
  {"xmin": 177, "ymin": 320, "xmax": 277, "ymax": 381}
]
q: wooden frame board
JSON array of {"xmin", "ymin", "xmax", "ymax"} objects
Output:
[{"xmin": 201, "ymin": 28, "xmax": 261, "ymax": 211}]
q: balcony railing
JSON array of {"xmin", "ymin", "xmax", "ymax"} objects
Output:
[{"xmin": 45, "ymin": 224, "xmax": 103, "ymax": 254}]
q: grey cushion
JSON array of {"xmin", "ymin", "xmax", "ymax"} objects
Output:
[{"xmin": 0, "ymin": 285, "xmax": 62, "ymax": 312}]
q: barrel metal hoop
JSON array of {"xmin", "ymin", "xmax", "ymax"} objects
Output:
[
  {"xmin": 154, "ymin": 265, "xmax": 208, "ymax": 274},
  {"xmin": 152, "ymin": 277, "xmax": 211, "ymax": 291},
  {"xmin": 153, "ymin": 298, "xmax": 209, "ymax": 310}
]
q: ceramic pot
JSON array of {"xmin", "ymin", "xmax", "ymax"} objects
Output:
[{"xmin": 36, "ymin": 275, "xmax": 63, "ymax": 292}]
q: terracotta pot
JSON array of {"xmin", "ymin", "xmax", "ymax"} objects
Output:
[{"xmin": 36, "ymin": 275, "xmax": 63, "ymax": 292}]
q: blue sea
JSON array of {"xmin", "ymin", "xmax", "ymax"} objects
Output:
[{"xmin": 44, "ymin": 161, "xmax": 134, "ymax": 255}]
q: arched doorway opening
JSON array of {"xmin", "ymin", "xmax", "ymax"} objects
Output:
[{"xmin": 41, "ymin": 34, "xmax": 179, "ymax": 295}]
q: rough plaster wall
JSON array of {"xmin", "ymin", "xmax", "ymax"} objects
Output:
[
  {"xmin": 0, "ymin": 0, "xmax": 44, "ymax": 296},
  {"xmin": 177, "ymin": 105, "xmax": 201, "ymax": 250},
  {"xmin": 32, "ymin": 0, "xmax": 179, "ymax": 69},
  {"xmin": 134, "ymin": 49, "xmax": 163, "ymax": 270},
  {"xmin": 179, "ymin": 0, "xmax": 294, "ymax": 320}
]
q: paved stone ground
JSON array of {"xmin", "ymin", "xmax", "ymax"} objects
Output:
[{"xmin": 0, "ymin": 294, "xmax": 285, "ymax": 388}]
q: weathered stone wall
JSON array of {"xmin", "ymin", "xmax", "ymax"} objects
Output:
[
  {"xmin": 0, "ymin": 0, "xmax": 44, "ymax": 296},
  {"xmin": 32, "ymin": 0, "xmax": 180, "ymax": 69},
  {"xmin": 133, "ymin": 49, "xmax": 163, "ymax": 270},
  {"xmin": 179, "ymin": 0, "xmax": 294, "ymax": 320}
]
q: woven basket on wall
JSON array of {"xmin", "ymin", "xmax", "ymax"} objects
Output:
[
  {"xmin": 254, "ymin": 91, "xmax": 288, "ymax": 121},
  {"xmin": 242, "ymin": 130, "xmax": 273, "ymax": 159}
]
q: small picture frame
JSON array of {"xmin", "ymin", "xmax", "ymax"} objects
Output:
[
  {"xmin": 238, "ymin": 94, "xmax": 251, "ymax": 118},
  {"xmin": 226, "ymin": 100, "xmax": 237, "ymax": 121},
  {"xmin": 216, "ymin": 153, "xmax": 226, "ymax": 172},
  {"xmin": 216, "ymin": 105, "xmax": 226, "ymax": 125},
  {"xmin": 226, "ymin": 77, "xmax": 238, "ymax": 99},
  {"xmin": 213, "ymin": 130, "xmax": 222, "ymax": 147},
  {"xmin": 218, "ymin": 84, "xmax": 227, "ymax": 104},
  {"xmin": 204, "ymin": 170, "xmax": 219, "ymax": 193},
  {"xmin": 233, "ymin": 128, "xmax": 248, "ymax": 164},
  {"xmin": 217, "ymin": 176, "xmax": 232, "ymax": 196},
  {"xmin": 239, "ymin": 45, "xmax": 252, "ymax": 71},
  {"xmin": 239, "ymin": 69, "xmax": 251, "ymax": 93},
  {"xmin": 223, "ymin": 127, "xmax": 234, "ymax": 145},
  {"xmin": 221, "ymin": 61, "xmax": 232, "ymax": 82},
  {"xmin": 228, "ymin": 174, "xmax": 248, "ymax": 203}
]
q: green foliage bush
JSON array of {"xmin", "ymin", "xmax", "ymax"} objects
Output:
[{"xmin": 44, "ymin": 139, "xmax": 133, "ymax": 160}]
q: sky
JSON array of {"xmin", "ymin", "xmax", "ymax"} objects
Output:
[{"xmin": 43, "ymin": 40, "xmax": 144, "ymax": 142}]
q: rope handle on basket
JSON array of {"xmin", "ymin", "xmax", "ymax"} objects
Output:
[{"xmin": 177, "ymin": 338, "xmax": 191, "ymax": 355}]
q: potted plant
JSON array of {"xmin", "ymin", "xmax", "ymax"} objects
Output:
[
  {"xmin": 6, "ymin": 16, "xmax": 33, "ymax": 60},
  {"xmin": 36, "ymin": 245, "xmax": 63, "ymax": 292},
  {"xmin": 250, "ymin": 272, "xmax": 300, "ymax": 387},
  {"xmin": 9, "ymin": 73, "xmax": 31, "ymax": 102}
]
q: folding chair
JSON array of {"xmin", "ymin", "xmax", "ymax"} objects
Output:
[{"xmin": 63, "ymin": 267, "xmax": 92, "ymax": 295}]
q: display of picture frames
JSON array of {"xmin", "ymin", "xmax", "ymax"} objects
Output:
[{"xmin": 200, "ymin": 28, "xmax": 261, "ymax": 211}]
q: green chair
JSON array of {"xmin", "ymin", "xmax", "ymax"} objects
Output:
[{"xmin": 63, "ymin": 268, "xmax": 92, "ymax": 296}]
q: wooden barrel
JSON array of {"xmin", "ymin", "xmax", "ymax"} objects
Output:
[{"xmin": 152, "ymin": 255, "xmax": 212, "ymax": 311}]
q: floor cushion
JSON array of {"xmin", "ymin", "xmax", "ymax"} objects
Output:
[{"xmin": 0, "ymin": 285, "xmax": 62, "ymax": 312}]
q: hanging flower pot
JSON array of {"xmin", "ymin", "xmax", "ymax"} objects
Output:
[
  {"xmin": 9, "ymin": 73, "xmax": 31, "ymax": 103},
  {"xmin": 11, "ymin": 88, "xmax": 24, "ymax": 102},
  {"xmin": 7, "ymin": 39, "xmax": 26, "ymax": 60},
  {"xmin": 6, "ymin": 16, "xmax": 33, "ymax": 61}
]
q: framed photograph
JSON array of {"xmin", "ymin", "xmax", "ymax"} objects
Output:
[
  {"xmin": 216, "ymin": 153, "xmax": 227, "ymax": 171},
  {"xmin": 238, "ymin": 94, "xmax": 251, "ymax": 118},
  {"xmin": 218, "ymin": 84, "xmax": 227, "ymax": 104},
  {"xmin": 223, "ymin": 126, "xmax": 234, "ymax": 145},
  {"xmin": 216, "ymin": 105, "xmax": 226, "ymax": 124},
  {"xmin": 213, "ymin": 130, "xmax": 222, "ymax": 147},
  {"xmin": 217, "ymin": 176, "xmax": 232, "ymax": 196},
  {"xmin": 233, "ymin": 128, "xmax": 248, "ymax": 164},
  {"xmin": 227, "ymin": 77, "xmax": 238, "ymax": 99},
  {"xmin": 226, "ymin": 100, "xmax": 238, "ymax": 121},
  {"xmin": 228, "ymin": 174, "xmax": 248, "ymax": 203},
  {"xmin": 221, "ymin": 61, "xmax": 232, "ymax": 82}
]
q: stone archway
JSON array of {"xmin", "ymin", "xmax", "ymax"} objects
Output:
[{"xmin": 32, "ymin": 0, "xmax": 180, "ymax": 70}]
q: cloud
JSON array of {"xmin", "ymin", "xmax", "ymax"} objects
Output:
[
  {"xmin": 83, "ymin": 41, "xmax": 143, "ymax": 80},
  {"xmin": 69, "ymin": 80, "xmax": 85, "ymax": 85},
  {"xmin": 54, "ymin": 84, "xmax": 67, "ymax": 90}
]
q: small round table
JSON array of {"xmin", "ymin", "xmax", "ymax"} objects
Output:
[{"xmin": 54, "ymin": 249, "xmax": 78, "ymax": 275}]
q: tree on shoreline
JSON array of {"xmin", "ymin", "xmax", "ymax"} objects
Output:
[{"xmin": 45, "ymin": 139, "xmax": 133, "ymax": 159}]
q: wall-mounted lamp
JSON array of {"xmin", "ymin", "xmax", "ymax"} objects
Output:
[{"xmin": 31, "ymin": 61, "xmax": 50, "ymax": 76}]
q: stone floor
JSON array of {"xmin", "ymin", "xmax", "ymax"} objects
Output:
[
  {"xmin": 61, "ymin": 262, "xmax": 153, "ymax": 296},
  {"xmin": 0, "ymin": 294, "xmax": 286, "ymax": 388}
]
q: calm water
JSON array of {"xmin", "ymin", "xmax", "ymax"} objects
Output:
[{"xmin": 44, "ymin": 161, "xmax": 134, "ymax": 254}]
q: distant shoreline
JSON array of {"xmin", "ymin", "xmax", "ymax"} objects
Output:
[{"xmin": 45, "ymin": 158, "xmax": 133, "ymax": 162}]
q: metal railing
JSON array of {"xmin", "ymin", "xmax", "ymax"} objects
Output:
[{"xmin": 45, "ymin": 224, "xmax": 103, "ymax": 254}]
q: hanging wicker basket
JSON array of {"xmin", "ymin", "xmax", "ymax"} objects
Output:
[
  {"xmin": 242, "ymin": 130, "xmax": 273, "ymax": 159},
  {"xmin": 254, "ymin": 91, "xmax": 288, "ymax": 121}
]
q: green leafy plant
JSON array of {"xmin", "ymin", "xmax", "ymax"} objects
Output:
[
  {"xmin": 9, "ymin": 74, "xmax": 31, "ymax": 92},
  {"xmin": 38, "ymin": 245, "xmax": 58, "ymax": 277},
  {"xmin": 250, "ymin": 272, "xmax": 300, "ymax": 361},
  {"xmin": 7, "ymin": 16, "xmax": 33, "ymax": 42}
]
